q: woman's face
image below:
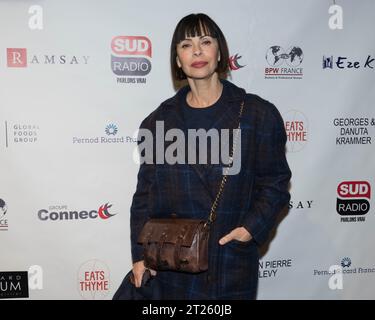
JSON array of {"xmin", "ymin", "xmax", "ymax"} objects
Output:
[{"xmin": 176, "ymin": 34, "xmax": 220, "ymax": 80}]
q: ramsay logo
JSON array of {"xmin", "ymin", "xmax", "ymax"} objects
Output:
[
  {"xmin": 337, "ymin": 181, "xmax": 371, "ymax": 222},
  {"xmin": 111, "ymin": 35, "xmax": 152, "ymax": 79},
  {"xmin": 7, "ymin": 48, "xmax": 27, "ymax": 68}
]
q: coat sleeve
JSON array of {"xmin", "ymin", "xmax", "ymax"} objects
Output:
[
  {"xmin": 241, "ymin": 103, "xmax": 291, "ymax": 246},
  {"xmin": 130, "ymin": 116, "xmax": 156, "ymax": 263}
]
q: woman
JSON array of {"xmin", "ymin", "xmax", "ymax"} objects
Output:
[{"xmin": 130, "ymin": 13, "xmax": 291, "ymax": 299}]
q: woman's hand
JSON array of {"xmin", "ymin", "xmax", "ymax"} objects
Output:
[
  {"xmin": 132, "ymin": 260, "xmax": 157, "ymax": 288},
  {"xmin": 219, "ymin": 227, "xmax": 252, "ymax": 245}
]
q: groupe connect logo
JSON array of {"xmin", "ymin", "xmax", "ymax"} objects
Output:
[
  {"xmin": 264, "ymin": 45, "xmax": 303, "ymax": 79},
  {"xmin": 6, "ymin": 48, "xmax": 89, "ymax": 67},
  {"xmin": 78, "ymin": 259, "xmax": 110, "ymax": 300},
  {"xmin": 37, "ymin": 203, "xmax": 117, "ymax": 222},
  {"xmin": 0, "ymin": 198, "xmax": 8, "ymax": 231},
  {"xmin": 336, "ymin": 181, "xmax": 371, "ymax": 223},
  {"xmin": 111, "ymin": 35, "xmax": 152, "ymax": 83}
]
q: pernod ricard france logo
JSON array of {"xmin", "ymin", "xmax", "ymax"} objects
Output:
[
  {"xmin": 337, "ymin": 181, "xmax": 371, "ymax": 222},
  {"xmin": 111, "ymin": 35, "xmax": 152, "ymax": 84}
]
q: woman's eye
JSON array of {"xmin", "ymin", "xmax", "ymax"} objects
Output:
[
  {"xmin": 181, "ymin": 43, "xmax": 191, "ymax": 48},
  {"xmin": 202, "ymin": 40, "xmax": 211, "ymax": 45}
]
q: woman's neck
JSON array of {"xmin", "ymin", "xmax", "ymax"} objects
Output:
[{"xmin": 186, "ymin": 74, "xmax": 223, "ymax": 108}]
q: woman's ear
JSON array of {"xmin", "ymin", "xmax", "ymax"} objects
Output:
[{"xmin": 176, "ymin": 56, "xmax": 182, "ymax": 68}]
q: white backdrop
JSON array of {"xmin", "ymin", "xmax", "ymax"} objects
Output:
[{"xmin": 1, "ymin": 0, "xmax": 374, "ymax": 300}]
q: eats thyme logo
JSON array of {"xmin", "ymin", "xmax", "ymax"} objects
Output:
[{"xmin": 336, "ymin": 181, "xmax": 371, "ymax": 223}]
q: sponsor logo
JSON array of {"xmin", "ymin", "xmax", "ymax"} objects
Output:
[
  {"xmin": 7, "ymin": 48, "xmax": 89, "ymax": 67},
  {"xmin": 72, "ymin": 124, "xmax": 137, "ymax": 145},
  {"xmin": 259, "ymin": 259, "xmax": 293, "ymax": 278},
  {"xmin": 336, "ymin": 181, "xmax": 371, "ymax": 222},
  {"xmin": 77, "ymin": 259, "xmax": 110, "ymax": 300},
  {"xmin": 4, "ymin": 122, "xmax": 40, "ymax": 147},
  {"xmin": 0, "ymin": 271, "xmax": 29, "ymax": 299},
  {"xmin": 265, "ymin": 46, "xmax": 303, "ymax": 79},
  {"xmin": 111, "ymin": 35, "xmax": 152, "ymax": 84},
  {"xmin": 0, "ymin": 199, "xmax": 8, "ymax": 231},
  {"xmin": 323, "ymin": 55, "xmax": 374, "ymax": 70},
  {"xmin": 283, "ymin": 110, "xmax": 308, "ymax": 152},
  {"xmin": 37, "ymin": 203, "xmax": 117, "ymax": 222},
  {"xmin": 289, "ymin": 200, "xmax": 314, "ymax": 211},
  {"xmin": 229, "ymin": 53, "xmax": 245, "ymax": 71},
  {"xmin": 314, "ymin": 257, "xmax": 375, "ymax": 276},
  {"xmin": 333, "ymin": 117, "xmax": 375, "ymax": 145}
]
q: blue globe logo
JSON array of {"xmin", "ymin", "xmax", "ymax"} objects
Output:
[{"xmin": 341, "ymin": 257, "xmax": 351, "ymax": 268}]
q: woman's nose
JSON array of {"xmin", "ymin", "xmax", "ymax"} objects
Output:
[{"xmin": 193, "ymin": 44, "xmax": 202, "ymax": 56}]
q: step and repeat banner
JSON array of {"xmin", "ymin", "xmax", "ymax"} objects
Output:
[{"xmin": 1, "ymin": 0, "xmax": 374, "ymax": 299}]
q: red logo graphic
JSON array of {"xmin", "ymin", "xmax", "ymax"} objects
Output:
[
  {"xmin": 111, "ymin": 36, "xmax": 152, "ymax": 57},
  {"xmin": 7, "ymin": 48, "xmax": 27, "ymax": 68},
  {"xmin": 98, "ymin": 203, "xmax": 116, "ymax": 219},
  {"xmin": 337, "ymin": 181, "xmax": 371, "ymax": 199}
]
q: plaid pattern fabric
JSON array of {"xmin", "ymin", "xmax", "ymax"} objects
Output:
[{"xmin": 130, "ymin": 80, "xmax": 291, "ymax": 299}]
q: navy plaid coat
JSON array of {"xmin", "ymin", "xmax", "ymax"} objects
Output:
[{"xmin": 130, "ymin": 80, "xmax": 291, "ymax": 299}]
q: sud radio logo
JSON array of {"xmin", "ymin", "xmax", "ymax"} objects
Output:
[
  {"xmin": 337, "ymin": 181, "xmax": 371, "ymax": 222},
  {"xmin": 111, "ymin": 35, "xmax": 152, "ymax": 83},
  {"xmin": 37, "ymin": 203, "xmax": 116, "ymax": 222}
]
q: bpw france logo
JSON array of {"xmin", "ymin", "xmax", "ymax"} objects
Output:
[
  {"xmin": 337, "ymin": 181, "xmax": 371, "ymax": 222},
  {"xmin": 111, "ymin": 36, "xmax": 152, "ymax": 77}
]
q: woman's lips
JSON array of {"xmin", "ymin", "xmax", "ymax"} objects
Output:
[{"xmin": 191, "ymin": 61, "xmax": 208, "ymax": 68}]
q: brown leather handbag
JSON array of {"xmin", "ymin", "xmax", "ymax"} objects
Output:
[{"xmin": 137, "ymin": 101, "xmax": 244, "ymax": 273}]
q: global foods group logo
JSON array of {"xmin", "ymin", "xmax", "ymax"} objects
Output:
[
  {"xmin": 0, "ymin": 199, "xmax": 8, "ymax": 231},
  {"xmin": 283, "ymin": 110, "xmax": 308, "ymax": 152},
  {"xmin": 72, "ymin": 124, "xmax": 137, "ymax": 145},
  {"xmin": 4, "ymin": 122, "xmax": 40, "ymax": 147},
  {"xmin": 78, "ymin": 259, "xmax": 110, "ymax": 300},
  {"xmin": 336, "ymin": 181, "xmax": 371, "ymax": 222},
  {"xmin": 111, "ymin": 35, "xmax": 152, "ymax": 84},
  {"xmin": 37, "ymin": 203, "xmax": 117, "ymax": 222},
  {"xmin": 265, "ymin": 46, "xmax": 303, "ymax": 79}
]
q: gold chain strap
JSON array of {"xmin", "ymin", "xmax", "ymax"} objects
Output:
[{"xmin": 206, "ymin": 101, "xmax": 245, "ymax": 225}]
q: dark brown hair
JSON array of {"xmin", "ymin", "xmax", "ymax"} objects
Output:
[{"xmin": 170, "ymin": 13, "xmax": 230, "ymax": 80}]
